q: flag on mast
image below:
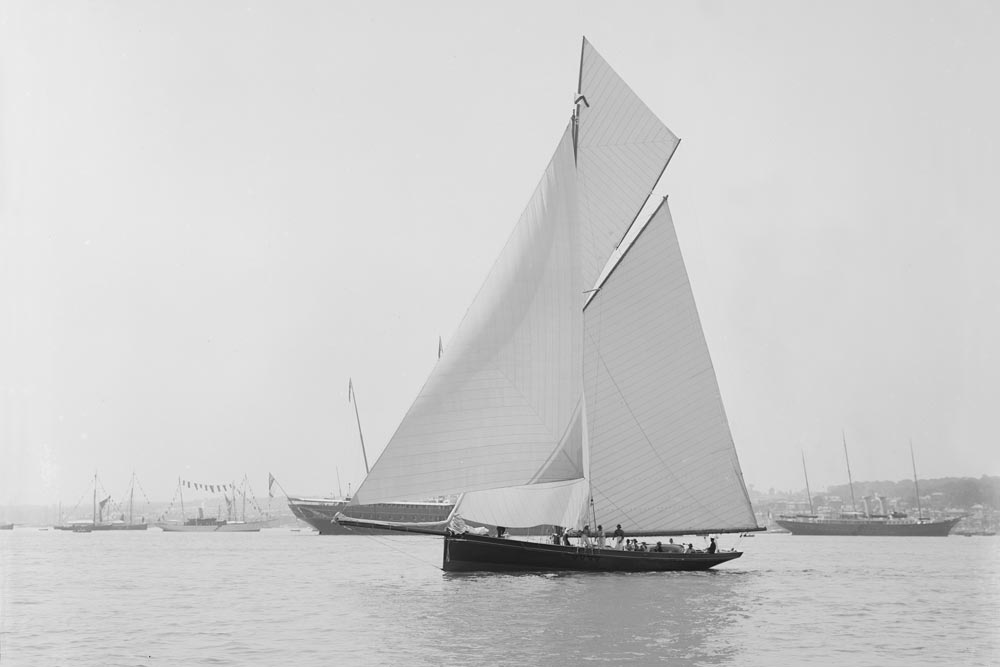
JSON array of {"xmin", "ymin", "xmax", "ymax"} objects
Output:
[
  {"xmin": 438, "ymin": 336, "xmax": 443, "ymax": 359},
  {"xmin": 268, "ymin": 473, "xmax": 276, "ymax": 498}
]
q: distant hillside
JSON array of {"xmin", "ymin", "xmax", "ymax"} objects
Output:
[{"xmin": 821, "ymin": 475, "xmax": 999, "ymax": 508}]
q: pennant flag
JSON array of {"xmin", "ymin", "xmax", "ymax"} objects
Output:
[
  {"xmin": 438, "ymin": 336, "xmax": 443, "ymax": 359},
  {"xmin": 268, "ymin": 473, "xmax": 276, "ymax": 498},
  {"xmin": 348, "ymin": 378, "xmax": 354, "ymax": 403}
]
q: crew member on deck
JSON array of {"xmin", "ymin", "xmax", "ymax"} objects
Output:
[{"xmin": 613, "ymin": 524, "xmax": 625, "ymax": 550}]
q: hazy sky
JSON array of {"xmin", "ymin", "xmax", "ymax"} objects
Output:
[{"xmin": 2, "ymin": 1, "xmax": 998, "ymax": 507}]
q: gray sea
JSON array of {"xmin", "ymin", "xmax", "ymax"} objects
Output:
[{"xmin": 1, "ymin": 528, "xmax": 997, "ymax": 666}]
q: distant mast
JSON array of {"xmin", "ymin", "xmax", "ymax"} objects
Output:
[
  {"xmin": 842, "ymin": 431, "xmax": 857, "ymax": 513},
  {"xmin": 801, "ymin": 451, "xmax": 814, "ymax": 515},
  {"xmin": 348, "ymin": 378, "xmax": 370, "ymax": 475},
  {"xmin": 910, "ymin": 439, "xmax": 924, "ymax": 520}
]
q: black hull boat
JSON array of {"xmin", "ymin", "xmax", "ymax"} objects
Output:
[
  {"xmin": 443, "ymin": 533, "xmax": 741, "ymax": 573},
  {"xmin": 774, "ymin": 516, "xmax": 960, "ymax": 537},
  {"xmin": 334, "ymin": 40, "xmax": 763, "ymax": 566}
]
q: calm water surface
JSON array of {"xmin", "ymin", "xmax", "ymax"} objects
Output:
[{"xmin": 1, "ymin": 529, "xmax": 997, "ymax": 666}]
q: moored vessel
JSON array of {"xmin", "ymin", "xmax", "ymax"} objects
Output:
[
  {"xmin": 288, "ymin": 495, "xmax": 453, "ymax": 535},
  {"xmin": 779, "ymin": 439, "xmax": 960, "ymax": 537}
]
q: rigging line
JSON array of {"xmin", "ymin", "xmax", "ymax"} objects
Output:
[
  {"xmin": 135, "ymin": 477, "xmax": 153, "ymax": 505},
  {"xmin": 356, "ymin": 532, "xmax": 444, "ymax": 572},
  {"xmin": 588, "ymin": 481, "xmax": 642, "ymax": 530},
  {"xmin": 586, "ymin": 337, "xmax": 734, "ymax": 526}
]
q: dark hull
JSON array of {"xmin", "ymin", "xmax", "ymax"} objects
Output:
[
  {"xmin": 287, "ymin": 497, "xmax": 455, "ymax": 535},
  {"xmin": 54, "ymin": 523, "xmax": 149, "ymax": 531},
  {"xmin": 443, "ymin": 534, "xmax": 742, "ymax": 572},
  {"xmin": 293, "ymin": 514, "xmax": 401, "ymax": 536},
  {"xmin": 774, "ymin": 516, "xmax": 961, "ymax": 536}
]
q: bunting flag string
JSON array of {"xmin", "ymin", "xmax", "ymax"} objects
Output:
[{"xmin": 181, "ymin": 480, "xmax": 235, "ymax": 493}]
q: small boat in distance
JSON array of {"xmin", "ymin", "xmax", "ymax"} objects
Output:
[
  {"xmin": 776, "ymin": 438, "xmax": 961, "ymax": 536},
  {"xmin": 0, "ymin": 523, "xmax": 13, "ymax": 530},
  {"xmin": 54, "ymin": 473, "xmax": 150, "ymax": 531},
  {"xmin": 337, "ymin": 38, "xmax": 762, "ymax": 571},
  {"xmin": 156, "ymin": 476, "xmax": 274, "ymax": 532}
]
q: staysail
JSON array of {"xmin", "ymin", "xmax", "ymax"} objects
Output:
[{"xmin": 584, "ymin": 199, "xmax": 757, "ymax": 534}]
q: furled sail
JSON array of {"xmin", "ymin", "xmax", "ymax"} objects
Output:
[
  {"xmin": 351, "ymin": 127, "xmax": 584, "ymax": 506},
  {"xmin": 583, "ymin": 199, "xmax": 758, "ymax": 534},
  {"xmin": 453, "ymin": 479, "xmax": 591, "ymax": 531}
]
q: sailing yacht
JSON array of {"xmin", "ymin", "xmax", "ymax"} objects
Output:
[
  {"xmin": 54, "ymin": 473, "xmax": 149, "ymax": 531},
  {"xmin": 776, "ymin": 439, "xmax": 961, "ymax": 536},
  {"xmin": 336, "ymin": 38, "xmax": 761, "ymax": 571}
]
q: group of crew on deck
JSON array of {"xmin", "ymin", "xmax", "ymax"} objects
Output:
[{"xmin": 548, "ymin": 523, "xmax": 718, "ymax": 554}]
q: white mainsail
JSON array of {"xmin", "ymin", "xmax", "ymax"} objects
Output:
[
  {"xmin": 350, "ymin": 39, "xmax": 756, "ymax": 535},
  {"xmin": 584, "ymin": 199, "xmax": 757, "ymax": 533},
  {"xmin": 352, "ymin": 127, "xmax": 585, "ymax": 507}
]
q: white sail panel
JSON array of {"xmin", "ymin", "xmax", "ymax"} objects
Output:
[
  {"xmin": 455, "ymin": 479, "xmax": 591, "ymax": 530},
  {"xmin": 584, "ymin": 200, "xmax": 758, "ymax": 533},
  {"xmin": 576, "ymin": 39, "xmax": 680, "ymax": 290},
  {"xmin": 352, "ymin": 128, "xmax": 584, "ymax": 505}
]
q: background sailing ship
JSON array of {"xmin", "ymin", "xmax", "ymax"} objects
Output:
[
  {"xmin": 156, "ymin": 475, "xmax": 275, "ymax": 532},
  {"xmin": 337, "ymin": 38, "xmax": 761, "ymax": 572},
  {"xmin": 286, "ymin": 382, "xmax": 456, "ymax": 534},
  {"xmin": 776, "ymin": 438, "xmax": 961, "ymax": 536},
  {"xmin": 53, "ymin": 473, "xmax": 149, "ymax": 531}
]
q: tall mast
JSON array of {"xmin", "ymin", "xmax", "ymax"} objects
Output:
[
  {"xmin": 842, "ymin": 431, "xmax": 857, "ymax": 513},
  {"xmin": 801, "ymin": 451, "xmax": 814, "ymax": 515},
  {"xmin": 910, "ymin": 439, "xmax": 924, "ymax": 520},
  {"xmin": 179, "ymin": 477, "xmax": 185, "ymax": 521},
  {"xmin": 348, "ymin": 379, "xmax": 370, "ymax": 475},
  {"xmin": 92, "ymin": 472, "xmax": 97, "ymax": 525},
  {"xmin": 129, "ymin": 473, "xmax": 134, "ymax": 525}
]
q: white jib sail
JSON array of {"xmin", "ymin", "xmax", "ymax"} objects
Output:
[{"xmin": 584, "ymin": 199, "xmax": 758, "ymax": 534}]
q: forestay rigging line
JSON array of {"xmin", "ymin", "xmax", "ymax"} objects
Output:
[{"xmin": 356, "ymin": 532, "xmax": 445, "ymax": 572}]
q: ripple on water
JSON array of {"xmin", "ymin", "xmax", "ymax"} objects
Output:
[{"xmin": 1, "ymin": 531, "xmax": 997, "ymax": 666}]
